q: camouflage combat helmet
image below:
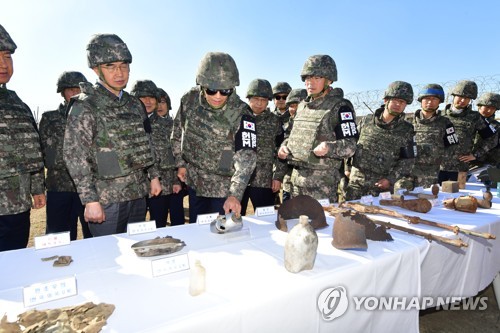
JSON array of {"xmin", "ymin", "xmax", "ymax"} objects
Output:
[
  {"xmin": 0, "ymin": 24, "xmax": 17, "ymax": 53},
  {"xmin": 417, "ymin": 84, "xmax": 445, "ymax": 103},
  {"xmin": 331, "ymin": 87, "xmax": 344, "ymax": 98},
  {"xmin": 247, "ymin": 79, "xmax": 273, "ymax": 100},
  {"xmin": 286, "ymin": 88, "xmax": 307, "ymax": 105},
  {"xmin": 56, "ymin": 71, "xmax": 88, "ymax": 93},
  {"xmin": 196, "ymin": 52, "xmax": 239, "ymax": 89},
  {"xmin": 476, "ymin": 92, "xmax": 500, "ymax": 110},
  {"xmin": 86, "ymin": 33, "xmax": 132, "ymax": 68},
  {"xmin": 272, "ymin": 82, "xmax": 292, "ymax": 96},
  {"xmin": 450, "ymin": 80, "xmax": 478, "ymax": 100},
  {"xmin": 300, "ymin": 55, "xmax": 337, "ymax": 82},
  {"xmin": 130, "ymin": 80, "xmax": 159, "ymax": 99},
  {"xmin": 157, "ymin": 88, "xmax": 172, "ymax": 110},
  {"xmin": 384, "ymin": 81, "xmax": 413, "ymax": 104}
]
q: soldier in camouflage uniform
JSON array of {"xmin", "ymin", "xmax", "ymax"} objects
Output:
[
  {"xmin": 172, "ymin": 52, "xmax": 257, "ymax": 222},
  {"xmin": 0, "ymin": 24, "xmax": 45, "ymax": 251},
  {"xmin": 438, "ymin": 80, "xmax": 497, "ymax": 183},
  {"xmin": 64, "ymin": 34, "xmax": 161, "ymax": 237},
  {"xmin": 240, "ymin": 79, "xmax": 285, "ymax": 215},
  {"xmin": 473, "ymin": 92, "xmax": 500, "ymax": 167},
  {"xmin": 272, "ymin": 81, "xmax": 292, "ymax": 130},
  {"xmin": 281, "ymin": 88, "xmax": 307, "ymax": 202},
  {"xmin": 39, "ymin": 71, "xmax": 92, "ymax": 240},
  {"xmin": 278, "ymin": 55, "xmax": 357, "ymax": 202},
  {"xmin": 131, "ymin": 80, "xmax": 181, "ymax": 228},
  {"xmin": 346, "ymin": 81, "xmax": 416, "ymax": 200},
  {"xmin": 412, "ymin": 84, "xmax": 459, "ymax": 188},
  {"xmin": 157, "ymin": 87, "xmax": 186, "ymax": 225}
]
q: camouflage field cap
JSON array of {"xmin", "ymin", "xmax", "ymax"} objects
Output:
[
  {"xmin": 286, "ymin": 88, "xmax": 307, "ymax": 105},
  {"xmin": 196, "ymin": 52, "xmax": 239, "ymax": 90},
  {"xmin": 300, "ymin": 55, "xmax": 337, "ymax": 82},
  {"xmin": 450, "ymin": 80, "xmax": 478, "ymax": 100},
  {"xmin": 384, "ymin": 81, "xmax": 413, "ymax": 104},
  {"xmin": 272, "ymin": 82, "xmax": 292, "ymax": 96},
  {"xmin": 247, "ymin": 79, "xmax": 273, "ymax": 100},
  {"xmin": 86, "ymin": 33, "xmax": 132, "ymax": 68},
  {"xmin": 476, "ymin": 92, "xmax": 500, "ymax": 110},
  {"xmin": 130, "ymin": 80, "xmax": 159, "ymax": 99},
  {"xmin": 56, "ymin": 71, "xmax": 88, "ymax": 93},
  {"xmin": 0, "ymin": 24, "xmax": 17, "ymax": 53},
  {"xmin": 157, "ymin": 88, "xmax": 172, "ymax": 110},
  {"xmin": 417, "ymin": 83, "xmax": 445, "ymax": 103}
]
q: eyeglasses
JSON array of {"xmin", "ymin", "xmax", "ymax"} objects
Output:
[
  {"xmin": 100, "ymin": 63, "xmax": 129, "ymax": 73},
  {"xmin": 205, "ymin": 88, "xmax": 233, "ymax": 96},
  {"xmin": 274, "ymin": 95, "xmax": 288, "ymax": 101}
]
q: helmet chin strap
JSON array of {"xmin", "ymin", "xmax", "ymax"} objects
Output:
[{"xmin": 309, "ymin": 82, "xmax": 331, "ymax": 99}]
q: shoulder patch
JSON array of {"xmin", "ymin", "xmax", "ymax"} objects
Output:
[
  {"xmin": 334, "ymin": 104, "xmax": 358, "ymax": 139},
  {"xmin": 235, "ymin": 114, "xmax": 257, "ymax": 152}
]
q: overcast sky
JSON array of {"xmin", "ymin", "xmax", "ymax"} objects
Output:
[{"xmin": 2, "ymin": 0, "xmax": 499, "ymax": 117}]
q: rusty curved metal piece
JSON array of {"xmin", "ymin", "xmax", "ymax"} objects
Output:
[{"xmin": 276, "ymin": 195, "xmax": 328, "ymax": 232}]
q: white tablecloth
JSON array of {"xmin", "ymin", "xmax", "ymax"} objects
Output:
[{"xmin": 0, "ymin": 183, "xmax": 498, "ymax": 332}]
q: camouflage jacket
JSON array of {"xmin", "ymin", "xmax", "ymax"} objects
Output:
[
  {"xmin": 349, "ymin": 106, "xmax": 415, "ymax": 195},
  {"xmin": 171, "ymin": 87, "xmax": 257, "ymax": 200},
  {"xmin": 149, "ymin": 112, "xmax": 177, "ymax": 194},
  {"xmin": 474, "ymin": 116, "xmax": 499, "ymax": 166},
  {"xmin": 283, "ymin": 87, "xmax": 357, "ymax": 169},
  {"xmin": 412, "ymin": 109, "xmax": 459, "ymax": 186},
  {"xmin": 0, "ymin": 87, "xmax": 44, "ymax": 215},
  {"xmin": 441, "ymin": 105, "xmax": 497, "ymax": 172},
  {"xmin": 248, "ymin": 108, "xmax": 285, "ymax": 188},
  {"xmin": 39, "ymin": 103, "xmax": 78, "ymax": 192},
  {"xmin": 272, "ymin": 107, "xmax": 291, "ymax": 132},
  {"xmin": 64, "ymin": 83, "xmax": 159, "ymax": 205}
]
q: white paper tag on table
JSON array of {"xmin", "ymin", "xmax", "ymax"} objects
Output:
[
  {"xmin": 34, "ymin": 232, "xmax": 71, "ymax": 250},
  {"xmin": 413, "ymin": 186, "xmax": 424, "ymax": 193},
  {"xmin": 379, "ymin": 191, "xmax": 392, "ymax": 200},
  {"xmin": 151, "ymin": 253, "xmax": 190, "ymax": 277},
  {"xmin": 317, "ymin": 198, "xmax": 331, "ymax": 207},
  {"xmin": 128, "ymin": 221, "xmax": 156, "ymax": 235},
  {"xmin": 360, "ymin": 195, "xmax": 374, "ymax": 204},
  {"xmin": 196, "ymin": 212, "xmax": 219, "ymax": 225},
  {"xmin": 255, "ymin": 205, "xmax": 275, "ymax": 216},
  {"xmin": 23, "ymin": 276, "xmax": 77, "ymax": 307}
]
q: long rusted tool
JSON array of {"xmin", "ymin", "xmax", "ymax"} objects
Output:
[
  {"xmin": 343, "ymin": 202, "xmax": 496, "ymax": 240},
  {"xmin": 379, "ymin": 198, "xmax": 432, "ymax": 213},
  {"xmin": 328, "ymin": 206, "xmax": 467, "ymax": 248}
]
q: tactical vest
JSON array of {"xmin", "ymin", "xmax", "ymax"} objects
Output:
[
  {"xmin": 444, "ymin": 106, "xmax": 479, "ymax": 155},
  {"xmin": 150, "ymin": 113, "xmax": 175, "ymax": 170},
  {"xmin": 255, "ymin": 110, "xmax": 279, "ymax": 164},
  {"xmin": 40, "ymin": 105, "xmax": 67, "ymax": 169},
  {"xmin": 76, "ymin": 86, "xmax": 154, "ymax": 179},
  {"xmin": 0, "ymin": 89, "xmax": 43, "ymax": 178},
  {"xmin": 353, "ymin": 111, "xmax": 413, "ymax": 174},
  {"xmin": 287, "ymin": 95, "xmax": 344, "ymax": 170},
  {"xmin": 413, "ymin": 111, "xmax": 452, "ymax": 166}
]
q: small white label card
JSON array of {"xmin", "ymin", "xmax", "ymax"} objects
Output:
[
  {"xmin": 128, "ymin": 220, "xmax": 156, "ymax": 235},
  {"xmin": 360, "ymin": 195, "xmax": 374, "ymax": 204},
  {"xmin": 23, "ymin": 276, "xmax": 77, "ymax": 307},
  {"xmin": 413, "ymin": 186, "xmax": 424, "ymax": 193},
  {"xmin": 34, "ymin": 231, "xmax": 71, "ymax": 250},
  {"xmin": 317, "ymin": 198, "xmax": 331, "ymax": 207},
  {"xmin": 196, "ymin": 212, "xmax": 219, "ymax": 225},
  {"xmin": 379, "ymin": 191, "xmax": 392, "ymax": 200},
  {"xmin": 255, "ymin": 205, "xmax": 275, "ymax": 216},
  {"xmin": 430, "ymin": 199, "xmax": 440, "ymax": 207},
  {"xmin": 151, "ymin": 253, "xmax": 190, "ymax": 277}
]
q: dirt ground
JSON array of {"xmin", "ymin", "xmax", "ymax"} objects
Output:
[{"xmin": 27, "ymin": 204, "xmax": 500, "ymax": 332}]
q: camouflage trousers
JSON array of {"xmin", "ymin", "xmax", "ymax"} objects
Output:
[
  {"xmin": 290, "ymin": 166, "xmax": 340, "ymax": 202},
  {"xmin": 413, "ymin": 165, "xmax": 439, "ymax": 188}
]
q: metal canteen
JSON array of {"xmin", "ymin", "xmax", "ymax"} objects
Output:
[{"xmin": 210, "ymin": 212, "xmax": 243, "ymax": 234}]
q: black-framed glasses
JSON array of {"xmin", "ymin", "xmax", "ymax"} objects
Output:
[
  {"xmin": 274, "ymin": 95, "xmax": 288, "ymax": 101},
  {"xmin": 205, "ymin": 88, "xmax": 233, "ymax": 96}
]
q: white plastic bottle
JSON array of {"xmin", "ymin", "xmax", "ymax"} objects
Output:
[{"xmin": 189, "ymin": 260, "xmax": 206, "ymax": 296}]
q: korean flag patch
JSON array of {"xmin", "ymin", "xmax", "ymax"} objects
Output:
[
  {"xmin": 235, "ymin": 115, "xmax": 257, "ymax": 152},
  {"xmin": 340, "ymin": 111, "xmax": 353, "ymax": 121},
  {"xmin": 243, "ymin": 120, "xmax": 256, "ymax": 131}
]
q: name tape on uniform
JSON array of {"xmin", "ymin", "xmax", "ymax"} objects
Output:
[
  {"xmin": 255, "ymin": 205, "xmax": 275, "ymax": 216},
  {"xmin": 197, "ymin": 212, "xmax": 219, "ymax": 225},
  {"xmin": 151, "ymin": 253, "xmax": 190, "ymax": 277},
  {"xmin": 34, "ymin": 232, "xmax": 71, "ymax": 250},
  {"xmin": 23, "ymin": 276, "xmax": 77, "ymax": 307},
  {"xmin": 128, "ymin": 221, "xmax": 157, "ymax": 235}
]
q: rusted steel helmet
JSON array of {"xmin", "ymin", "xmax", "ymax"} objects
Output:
[{"xmin": 276, "ymin": 195, "xmax": 328, "ymax": 232}]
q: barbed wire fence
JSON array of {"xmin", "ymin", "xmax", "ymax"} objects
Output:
[{"xmin": 345, "ymin": 74, "xmax": 500, "ymax": 116}]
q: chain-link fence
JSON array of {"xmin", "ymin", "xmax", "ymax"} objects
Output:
[{"xmin": 345, "ymin": 74, "xmax": 500, "ymax": 116}]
